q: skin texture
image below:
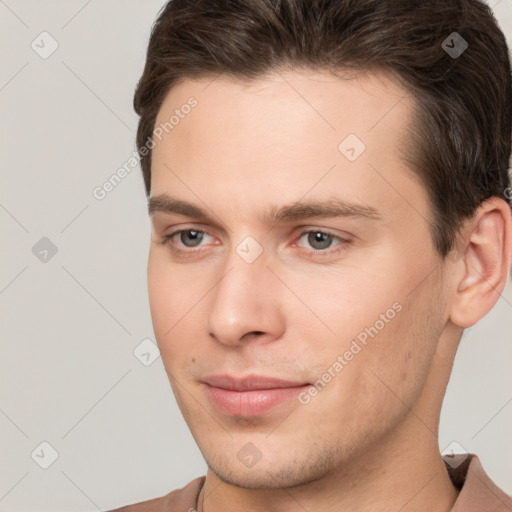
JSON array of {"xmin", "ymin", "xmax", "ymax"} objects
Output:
[{"xmin": 147, "ymin": 69, "xmax": 512, "ymax": 512}]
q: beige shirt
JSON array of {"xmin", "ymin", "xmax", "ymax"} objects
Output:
[{"xmin": 106, "ymin": 454, "xmax": 512, "ymax": 511}]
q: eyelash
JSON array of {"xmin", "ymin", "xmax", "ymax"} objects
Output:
[{"xmin": 159, "ymin": 228, "xmax": 352, "ymax": 258}]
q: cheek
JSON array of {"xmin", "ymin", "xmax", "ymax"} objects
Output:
[
  {"xmin": 147, "ymin": 250, "xmax": 205, "ymax": 364},
  {"xmin": 147, "ymin": 261, "xmax": 173, "ymax": 341},
  {"xmin": 357, "ymin": 279, "xmax": 443, "ymax": 408},
  {"xmin": 298, "ymin": 294, "xmax": 439, "ymax": 444},
  {"xmin": 283, "ymin": 264, "xmax": 400, "ymax": 350},
  {"xmin": 292, "ymin": 258, "xmax": 439, "ymax": 394},
  {"xmin": 148, "ymin": 249, "xmax": 201, "ymax": 332}
]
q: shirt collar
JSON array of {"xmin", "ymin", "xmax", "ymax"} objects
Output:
[{"xmin": 444, "ymin": 453, "xmax": 512, "ymax": 511}]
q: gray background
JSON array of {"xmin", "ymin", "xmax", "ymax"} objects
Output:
[{"xmin": 0, "ymin": 1, "xmax": 511, "ymax": 510}]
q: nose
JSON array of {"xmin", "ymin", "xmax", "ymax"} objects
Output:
[{"xmin": 206, "ymin": 244, "xmax": 285, "ymax": 347}]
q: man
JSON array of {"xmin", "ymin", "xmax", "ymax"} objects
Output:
[{"xmin": 108, "ymin": 0, "xmax": 512, "ymax": 510}]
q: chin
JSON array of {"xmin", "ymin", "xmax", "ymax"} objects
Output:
[
  {"xmin": 203, "ymin": 446, "xmax": 338, "ymax": 490},
  {"xmin": 211, "ymin": 465, "xmax": 320, "ymax": 490}
]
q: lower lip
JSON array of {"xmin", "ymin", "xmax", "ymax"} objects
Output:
[{"xmin": 204, "ymin": 384, "xmax": 310, "ymax": 417}]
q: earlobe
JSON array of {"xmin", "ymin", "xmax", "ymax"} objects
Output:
[{"xmin": 449, "ymin": 198, "xmax": 512, "ymax": 329}]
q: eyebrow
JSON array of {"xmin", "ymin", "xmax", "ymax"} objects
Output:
[{"xmin": 148, "ymin": 194, "xmax": 382, "ymax": 224}]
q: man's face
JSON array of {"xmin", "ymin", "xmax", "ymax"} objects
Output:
[{"xmin": 148, "ymin": 70, "xmax": 451, "ymax": 488}]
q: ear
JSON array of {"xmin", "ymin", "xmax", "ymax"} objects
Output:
[{"xmin": 449, "ymin": 197, "xmax": 512, "ymax": 329}]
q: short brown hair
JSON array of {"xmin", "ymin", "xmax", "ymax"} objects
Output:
[{"xmin": 134, "ymin": 0, "xmax": 512, "ymax": 258}]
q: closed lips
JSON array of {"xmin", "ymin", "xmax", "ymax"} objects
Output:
[{"xmin": 202, "ymin": 375, "xmax": 312, "ymax": 417}]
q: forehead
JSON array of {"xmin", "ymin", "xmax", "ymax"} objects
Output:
[
  {"xmin": 149, "ymin": 68, "xmax": 425, "ymax": 224},
  {"xmin": 154, "ymin": 67, "xmax": 412, "ymax": 132},
  {"xmin": 152, "ymin": 68, "xmax": 414, "ymax": 170}
]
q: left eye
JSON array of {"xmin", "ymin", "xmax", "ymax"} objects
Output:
[
  {"xmin": 176, "ymin": 229, "xmax": 207, "ymax": 247},
  {"xmin": 298, "ymin": 231, "xmax": 341, "ymax": 251}
]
